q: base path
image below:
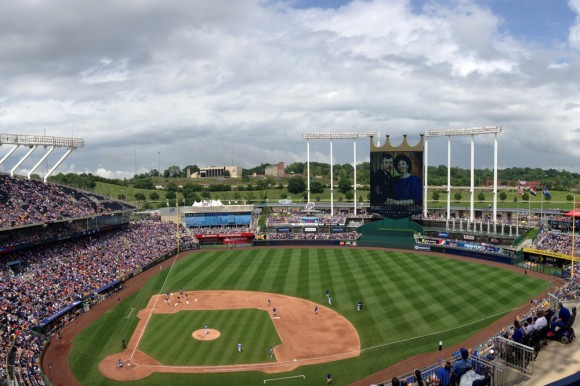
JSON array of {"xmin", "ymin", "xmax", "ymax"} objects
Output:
[{"xmin": 99, "ymin": 290, "xmax": 360, "ymax": 381}]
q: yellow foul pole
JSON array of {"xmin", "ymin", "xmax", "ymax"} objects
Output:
[
  {"xmin": 572, "ymin": 196, "xmax": 575, "ymax": 279},
  {"xmin": 176, "ymin": 194, "xmax": 180, "ymax": 254}
]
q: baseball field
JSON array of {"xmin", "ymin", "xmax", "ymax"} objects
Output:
[{"xmin": 67, "ymin": 248, "xmax": 547, "ymax": 385}]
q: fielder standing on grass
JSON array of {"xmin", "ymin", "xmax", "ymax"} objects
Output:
[
  {"xmin": 237, "ymin": 341, "xmax": 243, "ymax": 352},
  {"xmin": 269, "ymin": 346, "xmax": 274, "ymax": 358}
]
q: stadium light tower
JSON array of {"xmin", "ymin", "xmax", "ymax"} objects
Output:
[
  {"xmin": 302, "ymin": 132, "xmax": 379, "ymax": 215},
  {"xmin": 0, "ymin": 133, "xmax": 84, "ymax": 182},
  {"xmin": 424, "ymin": 126, "xmax": 501, "ymax": 222}
]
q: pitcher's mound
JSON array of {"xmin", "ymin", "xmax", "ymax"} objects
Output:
[{"xmin": 192, "ymin": 329, "xmax": 221, "ymax": 341}]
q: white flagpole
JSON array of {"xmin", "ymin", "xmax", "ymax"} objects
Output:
[
  {"xmin": 528, "ymin": 193, "xmax": 531, "ymax": 223},
  {"xmin": 515, "ymin": 195, "xmax": 519, "ymax": 225}
]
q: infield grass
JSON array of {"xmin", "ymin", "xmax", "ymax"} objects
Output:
[
  {"xmin": 140, "ymin": 309, "xmax": 281, "ymax": 365},
  {"xmin": 70, "ymin": 248, "xmax": 548, "ymax": 385}
]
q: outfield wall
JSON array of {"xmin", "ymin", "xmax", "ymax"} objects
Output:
[
  {"xmin": 253, "ymin": 239, "xmax": 344, "ymax": 247},
  {"xmin": 428, "ymin": 245, "xmax": 513, "ymax": 264}
]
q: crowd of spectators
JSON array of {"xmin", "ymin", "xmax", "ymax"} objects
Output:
[
  {"xmin": 190, "ymin": 226, "xmax": 253, "ymax": 235},
  {"xmin": 0, "ymin": 175, "xmax": 134, "ymax": 229},
  {"xmin": 0, "ymin": 219, "xmax": 196, "ymax": 385},
  {"xmin": 534, "ymin": 230, "xmax": 580, "ymax": 256},
  {"xmin": 266, "ymin": 210, "xmax": 348, "ymax": 226},
  {"xmin": 386, "ymin": 277, "xmax": 579, "ymax": 386},
  {"xmin": 0, "ymin": 222, "xmax": 86, "ymax": 249},
  {"xmin": 265, "ymin": 232, "xmax": 360, "ymax": 241}
]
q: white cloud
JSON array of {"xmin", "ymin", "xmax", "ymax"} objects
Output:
[
  {"xmin": 0, "ymin": 0, "xmax": 579, "ymax": 177},
  {"xmin": 569, "ymin": 0, "xmax": 580, "ymax": 49},
  {"xmin": 80, "ymin": 58, "xmax": 129, "ymax": 84}
]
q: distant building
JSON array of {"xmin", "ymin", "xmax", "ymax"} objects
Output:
[
  {"xmin": 265, "ymin": 162, "xmax": 284, "ymax": 177},
  {"xmin": 191, "ymin": 166, "xmax": 243, "ymax": 178}
]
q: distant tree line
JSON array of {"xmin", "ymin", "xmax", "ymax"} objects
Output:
[{"xmin": 48, "ymin": 164, "xmax": 580, "ymax": 195}]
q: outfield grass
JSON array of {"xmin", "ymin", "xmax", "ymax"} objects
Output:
[
  {"xmin": 140, "ymin": 309, "xmax": 281, "ymax": 366},
  {"xmin": 70, "ymin": 248, "xmax": 547, "ymax": 385}
]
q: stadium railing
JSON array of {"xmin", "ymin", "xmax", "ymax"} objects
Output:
[
  {"xmin": 372, "ymin": 354, "xmax": 502, "ymax": 386},
  {"xmin": 492, "ymin": 335, "xmax": 534, "ymax": 375}
]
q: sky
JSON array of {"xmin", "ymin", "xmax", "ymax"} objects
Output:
[{"xmin": 1, "ymin": 0, "xmax": 580, "ymax": 179}]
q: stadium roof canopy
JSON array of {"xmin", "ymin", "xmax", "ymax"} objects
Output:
[{"xmin": 564, "ymin": 209, "xmax": 580, "ymax": 218}]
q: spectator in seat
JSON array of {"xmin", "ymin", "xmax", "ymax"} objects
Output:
[
  {"xmin": 410, "ymin": 369, "xmax": 424, "ymax": 386},
  {"xmin": 549, "ymin": 302, "xmax": 571, "ymax": 334},
  {"xmin": 436, "ymin": 361, "xmax": 451, "ymax": 386},
  {"xmin": 471, "ymin": 367, "xmax": 493, "ymax": 386},
  {"xmin": 524, "ymin": 317, "xmax": 534, "ymax": 335},
  {"xmin": 511, "ymin": 320, "xmax": 524, "ymax": 343},
  {"xmin": 533, "ymin": 310, "xmax": 548, "ymax": 332},
  {"xmin": 450, "ymin": 348, "xmax": 472, "ymax": 385}
]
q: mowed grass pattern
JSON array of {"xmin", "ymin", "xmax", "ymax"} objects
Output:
[
  {"xmin": 70, "ymin": 248, "xmax": 547, "ymax": 386},
  {"xmin": 139, "ymin": 309, "xmax": 281, "ymax": 366}
]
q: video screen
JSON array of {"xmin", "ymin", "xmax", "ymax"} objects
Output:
[{"xmin": 370, "ymin": 150, "xmax": 423, "ymax": 218}]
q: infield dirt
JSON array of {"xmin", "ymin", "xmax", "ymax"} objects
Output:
[{"xmin": 98, "ymin": 290, "xmax": 360, "ymax": 381}]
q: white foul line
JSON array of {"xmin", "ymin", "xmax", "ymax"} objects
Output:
[
  {"xmin": 124, "ymin": 308, "xmax": 134, "ymax": 318},
  {"xmin": 264, "ymin": 375, "xmax": 305, "ymax": 383},
  {"xmin": 129, "ymin": 254, "xmax": 180, "ymax": 361}
]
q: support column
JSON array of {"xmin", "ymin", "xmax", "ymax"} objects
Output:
[
  {"xmin": 0, "ymin": 145, "xmax": 19, "ymax": 170},
  {"xmin": 44, "ymin": 149, "xmax": 73, "ymax": 183},
  {"xmin": 353, "ymin": 139, "xmax": 357, "ymax": 216},
  {"xmin": 330, "ymin": 139, "xmax": 334, "ymax": 216},
  {"xmin": 307, "ymin": 140, "xmax": 311, "ymax": 204},
  {"xmin": 447, "ymin": 136, "xmax": 451, "ymax": 220},
  {"xmin": 493, "ymin": 133, "xmax": 498, "ymax": 223},
  {"xmin": 10, "ymin": 146, "xmax": 37, "ymax": 177},
  {"xmin": 424, "ymin": 137, "xmax": 429, "ymax": 217},
  {"xmin": 28, "ymin": 147, "xmax": 55, "ymax": 179},
  {"xmin": 470, "ymin": 135, "xmax": 475, "ymax": 221}
]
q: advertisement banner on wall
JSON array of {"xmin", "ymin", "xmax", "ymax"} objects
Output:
[{"xmin": 194, "ymin": 232, "xmax": 254, "ymax": 245}]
